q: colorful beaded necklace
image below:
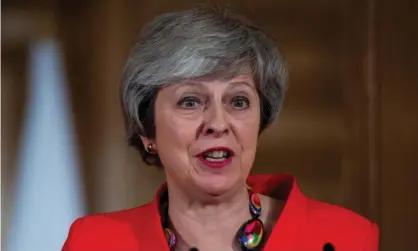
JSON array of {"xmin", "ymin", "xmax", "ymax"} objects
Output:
[{"xmin": 159, "ymin": 186, "xmax": 264, "ymax": 251}]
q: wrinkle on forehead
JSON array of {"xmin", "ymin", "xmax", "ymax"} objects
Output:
[
  {"xmin": 163, "ymin": 63, "xmax": 255, "ymax": 86},
  {"xmin": 168, "ymin": 78, "xmax": 256, "ymax": 95}
]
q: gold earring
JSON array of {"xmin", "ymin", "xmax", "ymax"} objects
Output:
[{"xmin": 146, "ymin": 143, "xmax": 156, "ymax": 154}]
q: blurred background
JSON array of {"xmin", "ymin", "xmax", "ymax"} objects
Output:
[{"xmin": 2, "ymin": 0, "xmax": 417, "ymax": 250}]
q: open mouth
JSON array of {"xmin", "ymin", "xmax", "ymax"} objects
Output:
[
  {"xmin": 202, "ymin": 149, "xmax": 231, "ymax": 162},
  {"xmin": 197, "ymin": 147, "xmax": 234, "ymax": 168}
]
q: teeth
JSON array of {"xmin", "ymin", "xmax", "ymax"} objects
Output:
[
  {"xmin": 204, "ymin": 150, "xmax": 228, "ymax": 158},
  {"xmin": 205, "ymin": 157, "xmax": 227, "ymax": 162}
]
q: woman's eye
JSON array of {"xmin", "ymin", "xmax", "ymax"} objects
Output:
[
  {"xmin": 232, "ymin": 96, "xmax": 249, "ymax": 109},
  {"xmin": 178, "ymin": 97, "xmax": 201, "ymax": 109}
]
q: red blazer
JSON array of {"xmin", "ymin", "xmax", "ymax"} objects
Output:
[{"xmin": 62, "ymin": 174, "xmax": 379, "ymax": 251}]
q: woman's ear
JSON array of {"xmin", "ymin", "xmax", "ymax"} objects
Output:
[{"xmin": 139, "ymin": 136, "xmax": 149, "ymax": 148}]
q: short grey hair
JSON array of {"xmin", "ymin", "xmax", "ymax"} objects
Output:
[{"xmin": 121, "ymin": 7, "xmax": 288, "ymax": 166}]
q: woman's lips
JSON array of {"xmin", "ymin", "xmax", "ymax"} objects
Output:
[{"xmin": 196, "ymin": 146, "xmax": 234, "ymax": 169}]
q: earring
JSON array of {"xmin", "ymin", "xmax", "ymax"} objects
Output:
[{"xmin": 146, "ymin": 143, "xmax": 156, "ymax": 154}]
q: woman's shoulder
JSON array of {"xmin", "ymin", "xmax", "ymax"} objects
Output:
[
  {"xmin": 301, "ymin": 198, "xmax": 379, "ymax": 250},
  {"xmin": 305, "ymin": 198, "xmax": 376, "ymax": 230},
  {"xmin": 62, "ymin": 202, "xmax": 154, "ymax": 251},
  {"xmin": 70, "ymin": 202, "xmax": 154, "ymax": 228}
]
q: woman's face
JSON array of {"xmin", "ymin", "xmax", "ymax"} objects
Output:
[{"xmin": 151, "ymin": 74, "xmax": 260, "ymax": 196}]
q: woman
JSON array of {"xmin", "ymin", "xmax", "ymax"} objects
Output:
[{"xmin": 62, "ymin": 7, "xmax": 379, "ymax": 251}]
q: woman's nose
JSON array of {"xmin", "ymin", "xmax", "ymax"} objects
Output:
[{"xmin": 202, "ymin": 104, "xmax": 229, "ymax": 137}]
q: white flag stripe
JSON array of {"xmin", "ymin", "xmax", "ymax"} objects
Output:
[{"xmin": 6, "ymin": 38, "xmax": 86, "ymax": 251}]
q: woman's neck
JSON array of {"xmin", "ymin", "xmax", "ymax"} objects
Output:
[{"xmin": 166, "ymin": 182, "xmax": 251, "ymax": 251}]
